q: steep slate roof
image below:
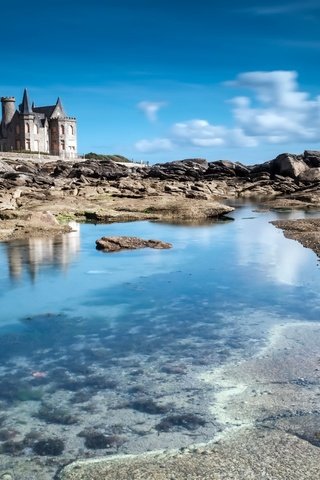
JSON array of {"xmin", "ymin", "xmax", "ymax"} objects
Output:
[
  {"xmin": 19, "ymin": 89, "xmax": 33, "ymax": 114},
  {"xmin": 32, "ymin": 105, "xmax": 56, "ymax": 118},
  {"xmin": 33, "ymin": 97, "xmax": 66, "ymax": 119}
]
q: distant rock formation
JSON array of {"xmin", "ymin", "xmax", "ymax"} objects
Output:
[{"xmin": 1, "ymin": 150, "xmax": 320, "ymax": 202}]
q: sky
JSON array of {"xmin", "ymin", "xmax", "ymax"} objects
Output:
[{"xmin": 1, "ymin": 0, "xmax": 320, "ymax": 164}]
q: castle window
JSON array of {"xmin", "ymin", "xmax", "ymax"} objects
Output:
[
  {"xmin": 26, "ymin": 140, "xmax": 31, "ymax": 150},
  {"xmin": 61, "ymin": 140, "xmax": 65, "ymax": 150},
  {"xmin": 15, "ymin": 125, "xmax": 20, "ymax": 135},
  {"xmin": 61, "ymin": 125, "xmax": 65, "ymax": 135},
  {"xmin": 26, "ymin": 123, "xmax": 30, "ymax": 134},
  {"xmin": 34, "ymin": 124, "xmax": 38, "ymax": 134},
  {"xmin": 69, "ymin": 125, "xmax": 74, "ymax": 135}
]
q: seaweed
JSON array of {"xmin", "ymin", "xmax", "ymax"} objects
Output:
[
  {"xmin": 15, "ymin": 388, "xmax": 44, "ymax": 402},
  {"xmin": 127, "ymin": 398, "xmax": 171, "ymax": 415},
  {"xmin": 33, "ymin": 438, "xmax": 64, "ymax": 456},
  {"xmin": 1, "ymin": 441, "xmax": 24, "ymax": 454},
  {"xmin": 0, "ymin": 429, "xmax": 17, "ymax": 441},
  {"xmin": 78, "ymin": 430, "xmax": 125, "ymax": 450},
  {"xmin": 70, "ymin": 390, "xmax": 93, "ymax": 404},
  {"xmin": 36, "ymin": 403, "xmax": 78, "ymax": 425}
]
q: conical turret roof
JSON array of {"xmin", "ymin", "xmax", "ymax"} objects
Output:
[{"xmin": 19, "ymin": 89, "xmax": 33, "ymax": 114}]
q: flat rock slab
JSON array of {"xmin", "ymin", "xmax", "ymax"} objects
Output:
[
  {"xmin": 96, "ymin": 236, "xmax": 172, "ymax": 252},
  {"xmin": 271, "ymin": 218, "xmax": 320, "ymax": 257},
  {"xmin": 58, "ymin": 428, "xmax": 320, "ymax": 480}
]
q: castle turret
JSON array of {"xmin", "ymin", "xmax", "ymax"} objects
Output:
[{"xmin": 1, "ymin": 97, "xmax": 16, "ymax": 129}]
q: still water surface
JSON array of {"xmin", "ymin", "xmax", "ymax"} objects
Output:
[{"xmin": 0, "ymin": 204, "xmax": 319, "ymax": 478}]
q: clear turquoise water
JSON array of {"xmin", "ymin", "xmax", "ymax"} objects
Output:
[
  {"xmin": 0, "ymin": 204, "xmax": 319, "ymax": 477},
  {"xmin": 1, "ymin": 206, "xmax": 319, "ymax": 332}
]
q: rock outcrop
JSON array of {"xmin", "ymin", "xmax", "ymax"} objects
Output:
[
  {"xmin": 0, "ymin": 150, "xmax": 320, "ymax": 243},
  {"xmin": 1, "ymin": 151, "xmax": 320, "ymax": 195},
  {"xmin": 96, "ymin": 236, "xmax": 172, "ymax": 252}
]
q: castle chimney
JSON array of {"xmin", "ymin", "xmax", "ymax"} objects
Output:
[{"xmin": 1, "ymin": 96, "xmax": 16, "ymax": 129}]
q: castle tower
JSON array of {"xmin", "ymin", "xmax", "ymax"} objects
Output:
[{"xmin": 1, "ymin": 97, "xmax": 16, "ymax": 132}]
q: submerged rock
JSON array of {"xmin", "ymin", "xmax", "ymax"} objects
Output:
[{"xmin": 96, "ymin": 236, "xmax": 172, "ymax": 252}]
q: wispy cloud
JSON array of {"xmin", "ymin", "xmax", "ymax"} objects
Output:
[
  {"xmin": 135, "ymin": 138, "xmax": 173, "ymax": 153},
  {"xmin": 137, "ymin": 101, "xmax": 167, "ymax": 122},
  {"xmin": 242, "ymin": 1, "xmax": 319, "ymax": 16},
  {"xmin": 278, "ymin": 39, "xmax": 320, "ymax": 50}
]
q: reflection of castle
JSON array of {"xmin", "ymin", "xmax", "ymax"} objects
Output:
[{"xmin": 6, "ymin": 222, "xmax": 80, "ymax": 280}]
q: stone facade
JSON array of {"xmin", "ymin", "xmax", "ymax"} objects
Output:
[{"xmin": 0, "ymin": 89, "xmax": 77, "ymax": 158}]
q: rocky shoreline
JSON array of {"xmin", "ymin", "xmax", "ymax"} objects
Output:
[
  {"xmin": 271, "ymin": 218, "xmax": 320, "ymax": 258},
  {"xmin": 1, "ymin": 150, "xmax": 320, "ymax": 245}
]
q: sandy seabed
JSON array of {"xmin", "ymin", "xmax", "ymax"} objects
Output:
[{"xmin": 57, "ymin": 322, "xmax": 320, "ymax": 479}]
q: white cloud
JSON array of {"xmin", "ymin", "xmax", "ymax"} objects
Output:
[
  {"xmin": 172, "ymin": 120, "xmax": 226, "ymax": 146},
  {"xmin": 137, "ymin": 101, "xmax": 167, "ymax": 122},
  {"xmin": 134, "ymin": 70, "xmax": 320, "ymax": 154},
  {"xmin": 229, "ymin": 70, "xmax": 320, "ymax": 143},
  {"xmin": 135, "ymin": 138, "xmax": 173, "ymax": 153},
  {"xmin": 230, "ymin": 128, "xmax": 259, "ymax": 147}
]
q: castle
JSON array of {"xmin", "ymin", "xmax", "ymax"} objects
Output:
[{"xmin": 0, "ymin": 89, "xmax": 77, "ymax": 158}]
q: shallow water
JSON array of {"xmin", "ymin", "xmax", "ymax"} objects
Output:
[{"xmin": 0, "ymin": 204, "xmax": 319, "ymax": 478}]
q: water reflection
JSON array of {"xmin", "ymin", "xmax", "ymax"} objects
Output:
[{"xmin": 6, "ymin": 222, "xmax": 80, "ymax": 280}]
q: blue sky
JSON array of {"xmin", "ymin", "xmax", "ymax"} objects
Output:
[{"xmin": 2, "ymin": 0, "xmax": 320, "ymax": 164}]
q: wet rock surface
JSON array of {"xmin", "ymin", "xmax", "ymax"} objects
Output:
[
  {"xmin": 96, "ymin": 236, "xmax": 172, "ymax": 252},
  {"xmin": 271, "ymin": 218, "xmax": 320, "ymax": 257}
]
